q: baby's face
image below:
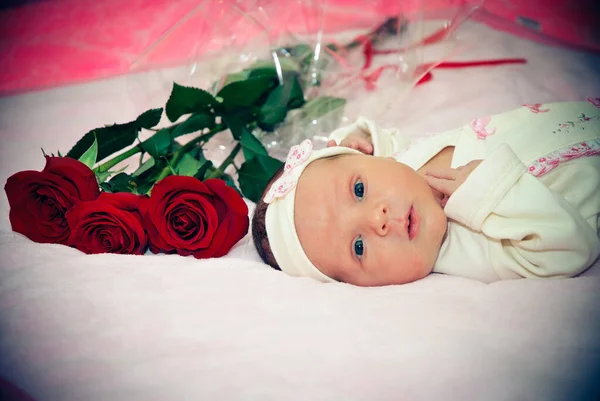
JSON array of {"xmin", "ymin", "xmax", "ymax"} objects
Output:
[{"xmin": 294, "ymin": 154, "xmax": 447, "ymax": 286}]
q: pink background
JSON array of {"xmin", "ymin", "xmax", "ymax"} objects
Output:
[{"xmin": 0, "ymin": 0, "xmax": 597, "ymax": 95}]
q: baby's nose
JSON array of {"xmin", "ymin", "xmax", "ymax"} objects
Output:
[{"xmin": 369, "ymin": 205, "xmax": 389, "ymax": 236}]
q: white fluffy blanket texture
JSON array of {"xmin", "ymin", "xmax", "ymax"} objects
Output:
[{"xmin": 1, "ymin": 22, "xmax": 600, "ymax": 401}]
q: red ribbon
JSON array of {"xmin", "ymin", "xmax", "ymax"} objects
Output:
[{"xmin": 355, "ymin": 24, "xmax": 528, "ymax": 91}]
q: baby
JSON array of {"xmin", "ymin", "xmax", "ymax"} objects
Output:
[{"xmin": 252, "ymin": 100, "xmax": 600, "ymax": 285}]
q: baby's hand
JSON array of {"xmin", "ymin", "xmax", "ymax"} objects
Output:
[
  {"xmin": 424, "ymin": 160, "xmax": 482, "ymax": 207},
  {"xmin": 327, "ymin": 131, "xmax": 373, "ymax": 155}
]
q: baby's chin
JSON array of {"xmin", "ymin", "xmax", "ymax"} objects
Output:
[{"xmin": 425, "ymin": 199, "xmax": 448, "ymax": 273}]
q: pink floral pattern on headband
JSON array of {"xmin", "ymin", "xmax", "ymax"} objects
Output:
[{"xmin": 263, "ymin": 140, "xmax": 313, "ymax": 204}]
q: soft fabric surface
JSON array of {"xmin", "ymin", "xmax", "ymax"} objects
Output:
[{"xmin": 1, "ymin": 21, "xmax": 600, "ymax": 401}]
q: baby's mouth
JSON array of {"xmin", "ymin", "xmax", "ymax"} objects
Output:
[{"xmin": 408, "ymin": 205, "xmax": 418, "ymax": 240}]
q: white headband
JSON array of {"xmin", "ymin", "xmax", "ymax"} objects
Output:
[{"xmin": 264, "ymin": 140, "xmax": 361, "ymax": 282}]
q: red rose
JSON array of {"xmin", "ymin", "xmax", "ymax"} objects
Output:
[
  {"xmin": 144, "ymin": 176, "xmax": 249, "ymax": 258},
  {"xmin": 4, "ymin": 156, "xmax": 100, "ymax": 244},
  {"xmin": 66, "ymin": 192, "xmax": 148, "ymax": 255}
]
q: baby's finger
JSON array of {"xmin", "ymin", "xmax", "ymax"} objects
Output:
[
  {"xmin": 440, "ymin": 196, "xmax": 449, "ymax": 208},
  {"xmin": 341, "ymin": 139, "xmax": 360, "ymax": 150},
  {"xmin": 357, "ymin": 140, "xmax": 374, "ymax": 154},
  {"xmin": 339, "ymin": 137, "xmax": 373, "ymax": 154},
  {"xmin": 424, "ymin": 167, "xmax": 458, "ymax": 180},
  {"xmin": 347, "ymin": 142, "xmax": 359, "ymax": 150},
  {"xmin": 425, "ymin": 176, "xmax": 458, "ymax": 197},
  {"xmin": 327, "ymin": 139, "xmax": 337, "ymax": 148}
]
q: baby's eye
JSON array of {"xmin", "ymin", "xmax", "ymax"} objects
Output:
[
  {"xmin": 354, "ymin": 180, "xmax": 365, "ymax": 200},
  {"xmin": 354, "ymin": 235, "xmax": 364, "ymax": 259}
]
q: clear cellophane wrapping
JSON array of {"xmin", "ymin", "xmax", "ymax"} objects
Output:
[{"xmin": 129, "ymin": 0, "xmax": 482, "ymax": 161}]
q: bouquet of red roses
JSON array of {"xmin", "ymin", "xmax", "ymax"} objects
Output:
[
  {"xmin": 5, "ymin": 147, "xmax": 253, "ymax": 258},
  {"xmin": 3, "ymin": 66, "xmax": 322, "ymax": 257},
  {"xmin": 5, "ymin": 153, "xmax": 250, "ymax": 257},
  {"xmin": 3, "ymin": 18, "xmax": 408, "ymax": 258}
]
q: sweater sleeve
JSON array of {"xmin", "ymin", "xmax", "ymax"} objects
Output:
[
  {"xmin": 328, "ymin": 116, "xmax": 411, "ymax": 157},
  {"xmin": 443, "ymin": 143, "xmax": 600, "ymax": 279}
]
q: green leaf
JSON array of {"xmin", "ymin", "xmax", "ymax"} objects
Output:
[
  {"xmin": 101, "ymin": 172, "xmax": 135, "ymax": 193},
  {"xmin": 257, "ymin": 75, "xmax": 304, "ymax": 131},
  {"xmin": 67, "ymin": 122, "xmax": 140, "ymax": 162},
  {"xmin": 165, "ymin": 83, "xmax": 218, "ymax": 123},
  {"xmin": 288, "ymin": 44, "xmax": 313, "ymax": 61},
  {"xmin": 286, "ymin": 77, "xmax": 305, "ymax": 109},
  {"xmin": 176, "ymin": 153, "xmax": 203, "ymax": 176},
  {"xmin": 247, "ymin": 58, "xmax": 301, "ymax": 78},
  {"xmin": 240, "ymin": 130, "xmax": 268, "ymax": 160},
  {"xmin": 124, "ymin": 158, "xmax": 167, "ymax": 195},
  {"xmin": 96, "ymin": 170, "xmax": 113, "ymax": 184},
  {"xmin": 78, "ymin": 134, "xmax": 98, "ymax": 169},
  {"xmin": 222, "ymin": 113, "xmax": 251, "ymax": 140},
  {"xmin": 246, "ymin": 65, "xmax": 280, "ymax": 81},
  {"xmin": 95, "ymin": 165, "xmax": 128, "ymax": 184},
  {"xmin": 238, "ymin": 154, "xmax": 284, "ymax": 202},
  {"xmin": 135, "ymin": 108, "xmax": 163, "ymax": 129},
  {"xmin": 193, "ymin": 160, "xmax": 215, "ymax": 181},
  {"xmin": 140, "ymin": 129, "xmax": 172, "ymax": 159},
  {"xmin": 132, "ymin": 168, "xmax": 161, "ymax": 195},
  {"xmin": 299, "ymin": 96, "xmax": 346, "ymax": 121},
  {"xmin": 218, "ymin": 173, "xmax": 242, "ymax": 197},
  {"xmin": 132, "ymin": 157, "xmax": 155, "ymax": 177},
  {"xmin": 133, "ymin": 181, "xmax": 155, "ymax": 196},
  {"xmin": 171, "ymin": 113, "xmax": 215, "ymax": 138},
  {"xmin": 220, "ymin": 70, "xmax": 251, "ymax": 87},
  {"xmin": 257, "ymin": 85, "xmax": 288, "ymax": 131},
  {"xmin": 217, "ymin": 75, "xmax": 277, "ymax": 111},
  {"xmin": 69, "ymin": 107, "xmax": 164, "ymax": 162}
]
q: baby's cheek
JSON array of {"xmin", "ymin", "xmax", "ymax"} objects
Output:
[
  {"xmin": 414, "ymin": 253, "xmax": 428, "ymax": 276},
  {"xmin": 399, "ymin": 251, "xmax": 426, "ymax": 283}
]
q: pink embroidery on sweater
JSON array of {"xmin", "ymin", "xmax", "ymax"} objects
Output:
[
  {"xmin": 587, "ymin": 97, "xmax": 600, "ymax": 108},
  {"xmin": 523, "ymin": 103, "xmax": 550, "ymax": 113},
  {"xmin": 553, "ymin": 113, "xmax": 600, "ymax": 134},
  {"xmin": 470, "ymin": 116, "xmax": 496, "ymax": 140},
  {"xmin": 527, "ymin": 139, "xmax": 600, "ymax": 177}
]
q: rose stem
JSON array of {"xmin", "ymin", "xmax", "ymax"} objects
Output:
[
  {"xmin": 94, "ymin": 144, "xmax": 142, "ymax": 174},
  {"xmin": 205, "ymin": 143, "xmax": 242, "ymax": 179},
  {"xmin": 154, "ymin": 124, "xmax": 225, "ymax": 182},
  {"xmin": 94, "ymin": 123, "xmax": 224, "ymax": 175}
]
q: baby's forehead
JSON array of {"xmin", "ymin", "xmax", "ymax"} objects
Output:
[
  {"xmin": 305, "ymin": 152, "xmax": 383, "ymax": 175},
  {"xmin": 294, "ymin": 164, "xmax": 345, "ymax": 276},
  {"xmin": 306, "ymin": 152, "xmax": 363, "ymax": 171}
]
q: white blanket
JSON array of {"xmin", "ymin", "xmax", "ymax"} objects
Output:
[{"xmin": 1, "ymin": 21, "xmax": 600, "ymax": 401}]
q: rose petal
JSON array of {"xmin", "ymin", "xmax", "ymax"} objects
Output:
[
  {"xmin": 66, "ymin": 197, "xmax": 147, "ymax": 255},
  {"xmin": 204, "ymin": 179, "xmax": 249, "ymax": 216},
  {"xmin": 144, "ymin": 176, "xmax": 248, "ymax": 256},
  {"xmin": 161, "ymin": 195, "xmax": 218, "ymax": 251},
  {"xmin": 214, "ymin": 213, "xmax": 250, "ymax": 257},
  {"xmin": 4, "ymin": 160, "xmax": 103, "ymax": 245},
  {"xmin": 193, "ymin": 222, "xmax": 228, "ymax": 259},
  {"xmin": 5, "ymin": 177, "xmax": 72, "ymax": 244},
  {"xmin": 43, "ymin": 156, "xmax": 100, "ymax": 201}
]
